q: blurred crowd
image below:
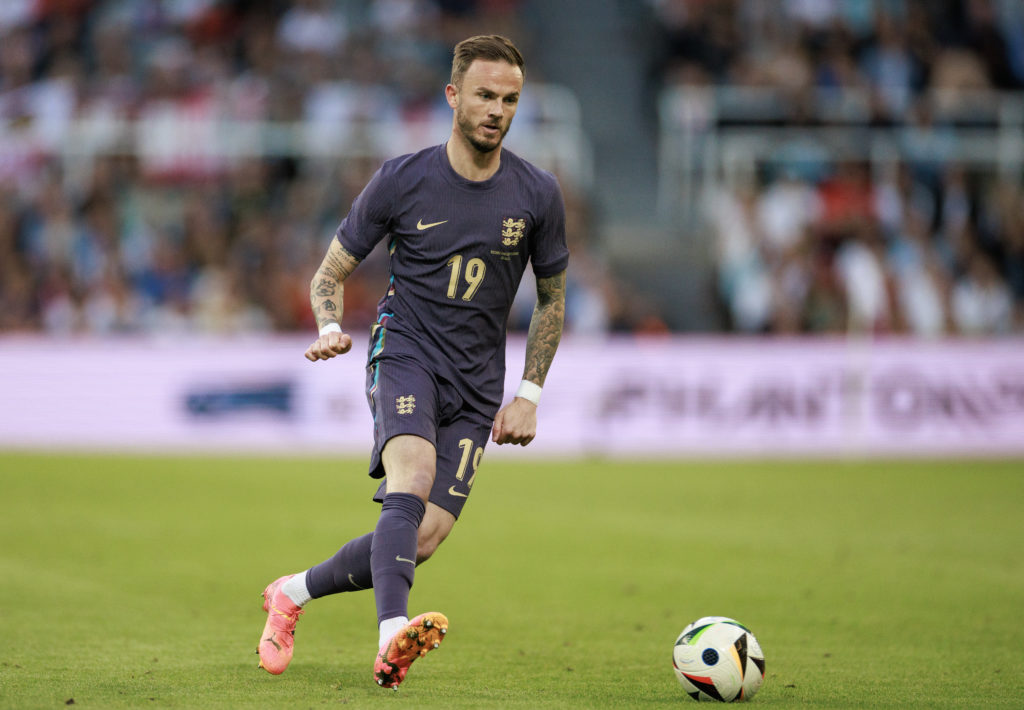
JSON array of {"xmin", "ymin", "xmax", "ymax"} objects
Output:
[
  {"xmin": 709, "ymin": 161, "xmax": 1023, "ymax": 336},
  {"xmin": 652, "ymin": 0, "xmax": 1024, "ymax": 99},
  {"xmin": 653, "ymin": 0, "xmax": 1024, "ymax": 335},
  {"xmin": 0, "ymin": 0, "xmax": 632, "ymax": 337},
  {"xmin": 5, "ymin": 1, "xmax": 1024, "ymax": 339}
]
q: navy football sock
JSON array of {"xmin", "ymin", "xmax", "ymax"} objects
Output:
[
  {"xmin": 370, "ymin": 492, "xmax": 426, "ymax": 625},
  {"xmin": 305, "ymin": 532, "xmax": 374, "ymax": 598}
]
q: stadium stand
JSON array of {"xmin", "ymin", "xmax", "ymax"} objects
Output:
[
  {"xmin": 0, "ymin": 0, "xmax": 644, "ymax": 335},
  {"xmin": 2, "ymin": 0, "xmax": 1022, "ymax": 336},
  {"xmin": 653, "ymin": 0, "xmax": 1024, "ymax": 335}
]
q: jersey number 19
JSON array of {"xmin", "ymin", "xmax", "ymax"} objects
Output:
[{"xmin": 446, "ymin": 254, "xmax": 486, "ymax": 301}]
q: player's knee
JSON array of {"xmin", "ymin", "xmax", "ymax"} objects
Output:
[
  {"xmin": 386, "ymin": 467, "xmax": 435, "ymax": 502},
  {"xmin": 416, "ymin": 529, "xmax": 448, "ymax": 563},
  {"xmin": 407, "ymin": 471, "xmax": 435, "ymax": 502},
  {"xmin": 416, "ymin": 520, "xmax": 451, "ymax": 563}
]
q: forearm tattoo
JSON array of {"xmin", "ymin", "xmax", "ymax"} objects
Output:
[
  {"xmin": 523, "ymin": 270, "xmax": 566, "ymax": 386},
  {"xmin": 310, "ymin": 238, "xmax": 361, "ymax": 330}
]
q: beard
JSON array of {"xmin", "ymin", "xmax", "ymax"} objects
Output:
[{"xmin": 456, "ymin": 105, "xmax": 508, "ymax": 154}]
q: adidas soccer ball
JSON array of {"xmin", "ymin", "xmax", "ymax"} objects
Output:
[{"xmin": 672, "ymin": 616, "xmax": 765, "ymax": 702}]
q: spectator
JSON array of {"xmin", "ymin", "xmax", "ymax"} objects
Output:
[
  {"xmin": 653, "ymin": 1, "xmax": 1024, "ymax": 336},
  {"xmin": 952, "ymin": 247, "xmax": 1014, "ymax": 334},
  {"xmin": 887, "ymin": 210, "xmax": 952, "ymax": 337}
]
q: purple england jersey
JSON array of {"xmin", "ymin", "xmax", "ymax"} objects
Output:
[{"xmin": 336, "ymin": 143, "xmax": 569, "ymax": 416}]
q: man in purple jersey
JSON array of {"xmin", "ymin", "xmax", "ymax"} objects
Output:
[{"xmin": 255, "ymin": 35, "xmax": 568, "ymax": 690}]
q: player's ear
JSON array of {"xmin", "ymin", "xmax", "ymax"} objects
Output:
[{"xmin": 445, "ymin": 83, "xmax": 459, "ymax": 109}]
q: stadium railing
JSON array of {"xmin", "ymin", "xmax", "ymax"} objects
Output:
[
  {"xmin": 7, "ymin": 82, "xmax": 593, "ymax": 193},
  {"xmin": 657, "ymin": 86, "xmax": 1024, "ymax": 226}
]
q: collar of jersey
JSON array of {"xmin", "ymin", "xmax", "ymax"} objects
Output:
[{"xmin": 437, "ymin": 142, "xmax": 509, "ymax": 191}]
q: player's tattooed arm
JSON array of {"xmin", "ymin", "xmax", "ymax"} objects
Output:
[
  {"xmin": 523, "ymin": 269, "xmax": 566, "ymax": 386},
  {"xmin": 310, "ymin": 237, "xmax": 361, "ymax": 331},
  {"xmin": 492, "ymin": 269, "xmax": 564, "ymax": 444}
]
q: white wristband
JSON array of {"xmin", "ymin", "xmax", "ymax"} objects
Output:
[
  {"xmin": 515, "ymin": 380, "xmax": 542, "ymax": 406},
  {"xmin": 318, "ymin": 322, "xmax": 342, "ymax": 337}
]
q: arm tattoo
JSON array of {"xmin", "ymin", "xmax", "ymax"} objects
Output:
[
  {"xmin": 523, "ymin": 270, "xmax": 566, "ymax": 386},
  {"xmin": 310, "ymin": 238, "xmax": 361, "ymax": 331},
  {"xmin": 314, "ymin": 278, "xmax": 336, "ymax": 297}
]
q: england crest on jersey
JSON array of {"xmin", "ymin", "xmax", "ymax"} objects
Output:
[{"xmin": 501, "ymin": 218, "xmax": 526, "ymax": 247}]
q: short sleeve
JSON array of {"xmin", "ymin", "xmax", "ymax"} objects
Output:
[
  {"xmin": 529, "ymin": 176, "xmax": 570, "ymax": 278},
  {"xmin": 334, "ymin": 165, "xmax": 395, "ymax": 260}
]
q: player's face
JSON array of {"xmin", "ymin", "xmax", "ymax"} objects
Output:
[{"xmin": 447, "ymin": 59, "xmax": 523, "ymax": 154}]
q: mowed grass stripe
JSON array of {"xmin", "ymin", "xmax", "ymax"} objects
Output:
[{"xmin": 1, "ymin": 454, "xmax": 1021, "ymax": 708}]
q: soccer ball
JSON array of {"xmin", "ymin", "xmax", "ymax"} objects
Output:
[{"xmin": 672, "ymin": 616, "xmax": 766, "ymax": 702}]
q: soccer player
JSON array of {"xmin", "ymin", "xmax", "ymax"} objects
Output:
[{"xmin": 256, "ymin": 35, "xmax": 568, "ymax": 689}]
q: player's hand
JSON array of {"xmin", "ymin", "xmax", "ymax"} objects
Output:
[
  {"xmin": 304, "ymin": 330, "xmax": 353, "ymax": 361},
  {"xmin": 491, "ymin": 397, "xmax": 537, "ymax": 446}
]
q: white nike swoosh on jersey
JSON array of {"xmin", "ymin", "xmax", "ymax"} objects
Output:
[
  {"xmin": 447, "ymin": 486, "xmax": 468, "ymax": 498},
  {"xmin": 416, "ymin": 219, "xmax": 448, "ymax": 230}
]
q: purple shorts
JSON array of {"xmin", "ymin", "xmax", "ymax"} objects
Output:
[{"xmin": 366, "ymin": 355, "xmax": 492, "ymax": 518}]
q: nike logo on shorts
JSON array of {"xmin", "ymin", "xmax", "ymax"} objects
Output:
[{"xmin": 447, "ymin": 486, "xmax": 468, "ymax": 498}]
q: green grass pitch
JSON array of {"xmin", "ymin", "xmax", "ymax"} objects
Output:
[{"xmin": 1, "ymin": 453, "xmax": 1022, "ymax": 708}]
